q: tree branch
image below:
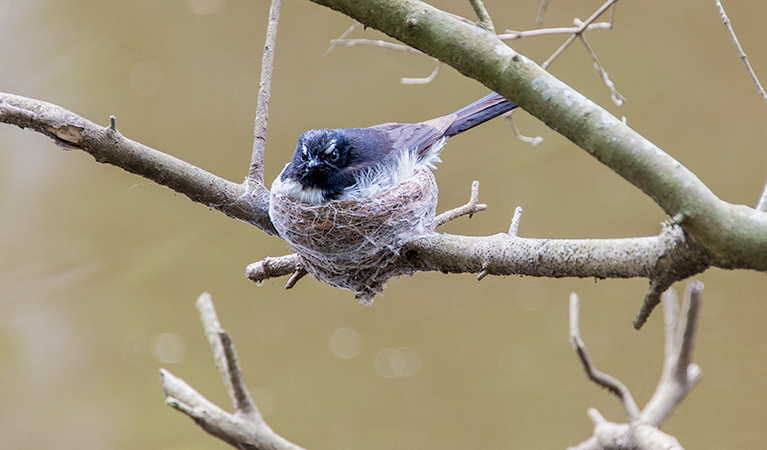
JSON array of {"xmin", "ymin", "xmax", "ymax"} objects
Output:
[
  {"xmin": 641, "ymin": 282, "xmax": 704, "ymax": 427},
  {"xmin": 161, "ymin": 293, "xmax": 305, "ymax": 450},
  {"xmin": 0, "ymin": 93, "xmax": 278, "ymax": 236},
  {"xmin": 3, "ymin": 0, "xmax": 766, "ymax": 329},
  {"xmin": 434, "ymin": 180, "xmax": 487, "ymax": 227},
  {"xmin": 568, "ymin": 285, "xmax": 703, "ymax": 450},
  {"xmin": 569, "ymin": 293, "xmax": 641, "ymax": 423},
  {"xmin": 308, "ymin": 0, "xmax": 767, "ymax": 272},
  {"xmin": 249, "ymin": 0, "xmax": 282, "ymax": 184}
]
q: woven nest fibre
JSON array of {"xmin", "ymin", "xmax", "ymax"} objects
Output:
[{"xmin": 269, "ymin": 168, "xmax": 438, "ymax": 304}]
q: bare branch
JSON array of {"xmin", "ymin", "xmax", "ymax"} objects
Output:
[
  {"xmin": 401, "ymin": 61, "xmax": 442, "ymax": 85},
  {"xmin": 541, "ymin": 0, "xmax": 618, "ymax": 70},
  {"xmin": 246, "ymin": 254, "xmax": 302, "ymax": 284},
  {"xmin": 405, "ymin": 223, "xmax": 707, "ymax": 283},
  {"xmin": 0, "ymin": 93, "xmax": 277, "ymax": 235},
  {"xmin": 249, "ymin": 0, "xmax": 282, "ymax": 184},
  {"xmin": 161, "ymin": 293, "xmax": 306, "ymax": 450},
  {"xmin": 578, "ymin": 34, "xmax": 625, "ymax": 105},
  {"xmin": 756, "ymin": 178, "xmax": 767, "ymax": 211},
  {"xmin": 568, "ymin": 290, "xmax": 695, "ymax": 450},
  {"xmin": 327, "ymin": 37, "xmax": 444, "ymax": 85},
  {"xmin": 468, "ymin": 0, "xmax": 495, "ymax": 32},
  {"xmin": 716, "ymin": 0, "xmax": 767, "ymax": 104},
  {"xmin": 641, "ymin": 282, "xmax": 704, "ymax": 427},
  {"xmin": 328, "ymin": 38, "xmax": 425, "ymax": 55},
  {"xmin": 499, "ymin": 22, "xmax": 612, "ymax": 40},
  {"xmin": 435, "ymin": 180, "xmax": 487, "ymax": 227},
  {"xmin": 508, "ymin": 206, "xmax": 523, "ymax": 236},
  {"xmin": 323, "ymin": 23, "xmax": 358, "ymax": 57},
  {"xmin": 506, "ymin": 112, "xmax": 543, "ymax": 145},
  {"xmin": 284, "ymin": 265, "xmax": 309, "ymax": 289},
  {"xmin": 569, "ymin": 292, "xmax": 641, "ymax": 422},
  {"xmin": 535, "ymin": 0, "xmax": 550, "ymax": 28}
]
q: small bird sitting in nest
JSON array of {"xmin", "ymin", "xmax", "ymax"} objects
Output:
[{"xmin": 269, "ymin": 92, "xmax": 517, "ymax": 304}]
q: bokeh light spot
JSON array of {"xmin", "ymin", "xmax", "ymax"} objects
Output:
[
  {"xmin": 153, "ymin": 332, "xmax": 186, "ymax": 364},
  {"xmin": 329, "ymin": 327, "xmax": 363, "ymax": 359}
]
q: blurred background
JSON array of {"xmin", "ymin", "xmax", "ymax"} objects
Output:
[{"xmin": 1, "ymin": 0, "xmax": 766, "ymax": 448}]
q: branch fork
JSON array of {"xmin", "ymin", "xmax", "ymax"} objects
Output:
[
  {"xmin": 568, "ymin": 282, "xmax": 704, "ymax": 450},
  {"xmin": 161, "ymin": 293, "xmax": 305, "ymax": 450}
]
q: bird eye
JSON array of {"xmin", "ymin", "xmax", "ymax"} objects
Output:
[{"xmin": 328, "ymin": 150, "xmax": 339, "ymax": 162}]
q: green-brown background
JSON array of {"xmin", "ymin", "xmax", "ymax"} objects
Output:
[{"xmin": 1, "ymin": 0, "xmax": 766, "ymax": 448}]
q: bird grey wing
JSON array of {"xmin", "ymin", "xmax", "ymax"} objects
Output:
[{"xmin": 367, "ymin": 115, "xmax": 455, "ymax": 158}]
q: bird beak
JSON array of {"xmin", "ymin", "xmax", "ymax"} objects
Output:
[{"xmin": 306, "ymin": 158, "xmax": 322, "ymax": 169}]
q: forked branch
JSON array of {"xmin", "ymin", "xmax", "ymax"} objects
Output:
[
  {"xmin": 160, "ymin": 293, "xmax": 305, "ymax": 450},
  {"xmin": 568, "ymin": 282, "xmax": 704, "ymax": 450}
]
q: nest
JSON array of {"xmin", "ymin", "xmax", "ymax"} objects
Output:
[{"xmin": 269, "ymin": 169, "xmax": 438, "ymax": 304}]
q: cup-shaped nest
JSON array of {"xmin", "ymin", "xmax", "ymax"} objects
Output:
[{"xmin": 269, "ymin": 169, "xmax": 438, "ymax": 304}]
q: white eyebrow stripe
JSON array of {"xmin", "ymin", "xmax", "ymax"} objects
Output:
[
  {"xmin": 323, "ymin": 139, "xmax": 337, "ymax": 154},
  {"xmin": 301, "ymin": 143, "xmax": 308, "ymax": 155}
]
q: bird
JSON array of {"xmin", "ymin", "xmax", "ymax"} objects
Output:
[{"xmin": 271, "ymin": 92, "xmax": 517, "ymax": 204}]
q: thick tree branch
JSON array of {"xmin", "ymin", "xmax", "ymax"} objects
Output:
[{"xmin": 0, "ymin": 93, "xmax": 278, "ymax": 236}]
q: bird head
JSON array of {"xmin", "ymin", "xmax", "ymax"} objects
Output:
[{"xmin": 290, "ymin": 129, "xmax": 350, "ymax": 187}]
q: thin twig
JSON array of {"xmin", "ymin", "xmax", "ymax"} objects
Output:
[
  {"xmin": 716, "ymin": 0, "xmax": 767, "ymax": 104},
  {"xmin": 641, "ymin": 282, "xmax": 704, "ymax": 427},
  {"xmin": 219, "ymin": 330, "xmax": 259, "ymax": 417},
  {"xmin": 756, "ymin": 179, "xmax": 767, "ymax": 212},
  {"xmin": 285, "ymin": 266, "xmax": 308, "ymax": 289},
  {"xmin": 329, "ymin": 38, "xmax": 425, "ymax": 55},
  {"xmin": 535, "ymin": 0, "xmax": 550, "ymax": 28},
  {"xmin": 508, "ymin": 206, "xmax": 523, "ymax": 236},
  {"xmin": 579, "ymin": 34, "xmax": 625, "ymax": 105},
  {"xmin": 469, "ymin": 0, "xmax": 495, "ymax": 32},
  {"xmin": 477, "ymin": 265, "xmax": 490, "ymax": 281},
  {"xmin": 248, "ymin": 0, "xmax": 282, "ymax": 184},
  {"xmin": 401, "ymin": 61, "xmax": 442, "ymax": 85},
  {"xmin": 541, "ymin": 0, "xmax": 618, "ymax": 70},
  {"xmin": 435, "ymin": 180, "xmax": 487, "ymax": 227},
  {"xmin": 499, "ymin": 22, "xmax": 612, "ymax": 40},
  {"xmin": 162, "ymin": 294, "xmax": 306, "ymax": 449},
  {"xmin": 506, "ymin": 113, "xmax": 543, "ymax": 145},
  {"xmin": 323, "ymin": 23, "xmax": 358, "ymax": 57},
  {"xmin": 569, "ymin": 292, "xmax": 641, "ymax": 423},
  {"xmin": 246, "ymin": 254, "xmax": 302, "ymax": 284}
]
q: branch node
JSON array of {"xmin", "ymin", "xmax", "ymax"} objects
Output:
[
  {"xmin": 633, "ymin": 272, "xmax": 674, "ymax": 330},
  {"xmin": 285, "ymin": 265, "xmax": 308, "ymax": 289},
  {"xmin": 469, "ymin": 0, "xmax": 495, "ymax": 32},
  {"xmin": 434, "ymin": 180, "xmax": 487, "ymax": 227},
  {"xmin": 246, "ymin": 254, "xmax": 301, "ymax": 284},
  {"xmin": 108, "ymin": 115, "xmax": 118, "ymax": 133}
]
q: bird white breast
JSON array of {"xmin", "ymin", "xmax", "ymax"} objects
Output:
[{"xmin": 271, "ymin": 169, "xmax": 331, "ymax": 204}]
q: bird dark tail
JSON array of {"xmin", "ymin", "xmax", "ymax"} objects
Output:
[{"xmin": 444, "ymin": 92, "xmax": 517, "ymax": 138}]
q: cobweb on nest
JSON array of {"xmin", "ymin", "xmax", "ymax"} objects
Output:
[{"xmin": 269, "ymin": 168, "xmax": 439, "ymax": 304}]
